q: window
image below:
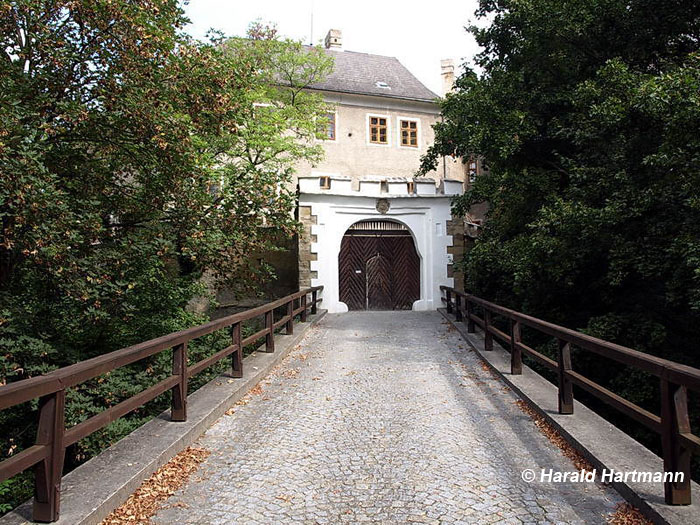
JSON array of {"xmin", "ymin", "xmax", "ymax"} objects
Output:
[
  {"xmin": 369, "ymin": 116, "xmax": 388, "ymax": 144},
  {"xmin": 468, "ymin": 157, "xmax": 478, "ymax": 183},
  {"xmin": 400, "ymin": 119, "xmax": 418, "ymax": 147},
  {"xmin": 206, "ymin": 182, "xmax": 220, "ymax": 197},
  {"xmin": 206, "ymin": 176, "xmax": 222, "ymax": 197},
  {"xmin": 319, "ymin": 176, "xmax": 331, "ymax": 189},
  {"xmin": 320, "ymin": 112, "xmax": 336, "ymax": 140}
]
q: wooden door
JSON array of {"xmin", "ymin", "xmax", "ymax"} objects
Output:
[
  {"xmin": 338, "ymin": 235, "xmax": 370, "ymax": 310},
  {"xmin": 338, "ymin": 224, "xmax": 420, "ymax": 311},
  {"xmin": 366, "ymin": 254, "xmax": 392, "ymax": 310},
  {"xmin": 387, "ymin": 236, "xmax": 420, "ymax": 310}
]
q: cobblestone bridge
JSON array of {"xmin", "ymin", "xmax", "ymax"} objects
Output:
[{"xmin": 152, "ymin": 311, "xmax": 621, "ymax": 524}]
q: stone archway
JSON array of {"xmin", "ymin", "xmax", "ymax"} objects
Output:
[{"xmin": 338, "ymin": 219, "xmax": 420, "ymax": 310}]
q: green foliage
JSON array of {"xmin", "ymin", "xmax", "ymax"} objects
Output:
[
  {"xmin": 0, "ymin": 1, "xmax": 332, "ymax": 513},
  {"xmin": 422, "ymin": 0, "xmax": 700, "ymax": 462},
  {"xmin": 0, "ymin": 472, "xmax": 32, "ymax": 514}
]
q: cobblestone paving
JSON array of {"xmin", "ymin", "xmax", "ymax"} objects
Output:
[{"xmin": 153, "ymin": 312, "xmax": 622, "ymax": 524}]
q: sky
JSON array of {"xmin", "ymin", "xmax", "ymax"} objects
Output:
[{"xmin": 182, "ymin": 0, "xmax": 483, "ymax": 96}]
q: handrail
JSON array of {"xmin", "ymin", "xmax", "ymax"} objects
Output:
[
  {"xmin": 0, "ymin": 286, "xmax": 323, "ymax": 522},
  {"xmin": 440, "ymin": 285, "xmax": 697, "ymax": 506}
]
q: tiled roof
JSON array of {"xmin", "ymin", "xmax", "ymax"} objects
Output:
[{"xmin": 308, "ymin": 48, "xmax": 438, "ymax": 102}]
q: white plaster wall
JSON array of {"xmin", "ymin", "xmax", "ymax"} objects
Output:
[{"xmin": 299, "ymin": 192, "xmax": 457, "ymax": 313}]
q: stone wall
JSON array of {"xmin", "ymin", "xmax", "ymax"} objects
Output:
[
  {"xmin": 298, "ymin": 206, "xmax": 318, "ymax": 289},
  {"xmin": 194, "ymin": 232, "xmax": 300, "ymax": 318}
]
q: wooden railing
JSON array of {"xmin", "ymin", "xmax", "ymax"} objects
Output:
[
  {"xmin": 0, "ymin": 286, "xmax": 323, "ymax": 522},
  {"xmin": 441, "ymin": 285, "xmax": 699, "ymax": 506}
]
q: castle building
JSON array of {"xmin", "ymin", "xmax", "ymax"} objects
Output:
[{"xmin": 295, "ymin": 30, "xmax": 467, "ymax": 313}]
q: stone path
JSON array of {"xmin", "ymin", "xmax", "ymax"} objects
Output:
[{"xmin": 152, "ymin": 311, "xmax": 622, "ymax": 524}]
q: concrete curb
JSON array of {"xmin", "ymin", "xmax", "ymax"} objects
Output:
[
  {"xmin": 1, "ymin": 311, "xmax": 326, "ymax": 525},
  {"xmin": 438, "ymin": 308, "xmax": 700, "ymax": 525}
]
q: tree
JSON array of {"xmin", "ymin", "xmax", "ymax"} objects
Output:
[
  {"xmin": 421, "ymin": 0, "xmax": 700, "ymax": 456},
  {"xmin": 0, "ymin": 1, "xmax": 332, "ymax": 511}
]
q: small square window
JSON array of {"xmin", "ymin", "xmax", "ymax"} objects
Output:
[
  {"xmin": 319, "ymin": 176, "xmax": 331, "ymax": 189},
  {"xmin": 369, "ymin": 116, "xmax": 388, "ymax": 144},
  {"xmin": 400, "ymin": 120, "xmax": 418, "ymax": 147},
  {"xmin": 468, "ymin": 157, "xmax": 478, "ymax": 183},
  {"xmin": 206, "ymin": 182, "xmax": 221, "ymax": 197}
]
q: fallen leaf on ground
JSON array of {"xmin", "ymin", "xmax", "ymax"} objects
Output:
[
  {"xmin": 606, "ymin": 503, "xmax": 653, "ymax": 525},
  {"xmin": 515, "ymin": 400, "xmax": 592, "ymax": 471},
  {"xmin": 249, "ymin": 384, "xmax": 264, "ymax": 396},
  {"xmin": 100, "ymin": 447, "xmax": 209, "ymax": 525}
]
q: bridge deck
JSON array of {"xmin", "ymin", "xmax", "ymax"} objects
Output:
[{"xmin": 152, "ymin": 311, "xmax": 621, "ymax": 524}]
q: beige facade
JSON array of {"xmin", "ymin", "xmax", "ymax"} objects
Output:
[{"xmin": 295, "ymin": 92, "xmax": 465, "ymax": 187}]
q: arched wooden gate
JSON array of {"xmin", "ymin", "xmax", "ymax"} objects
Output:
[{"xmin": 338, "ymin": 220, "xmax": 420, "ymax": 310}]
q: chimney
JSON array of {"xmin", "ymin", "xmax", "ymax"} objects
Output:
[
  {"xmin": 441, "ymin": 59, "xmax": 455, "ymax": 95},
  {"xmin": 324, "ymin": 29, "xmax": 342, "ymax": 50}
]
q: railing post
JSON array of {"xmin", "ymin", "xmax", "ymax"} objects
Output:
[
  {"xmin": 171, "ymin": 342, "xmax": 188, "ymax": 421},
  {"xmin": 484, "ymin": 309, "xmax": 493, "ymax": 351},
  {"xmin": 446, "ymin": 289, "xmax": 452, "ymax": 314},
  {"xmin": 265, "ymin": 309, "xmax": 275, "ymax": 352},
  {"xmin": 311, "ymin": 290, "xmax": 318, "ymax": 315},
  {"xmin": 231, "ymin": 322, "xmax": 242, "ymax": 378},
  {"xmin": 557, "ymin": 339, "xmax": 573, "ymax": 414},
  {"xmin": 467, "ymin": 299, "xmax": 475, "ymax": 333},
  {"xmin": 511, "ymin": 320, "xmax": 522, "ymax": 375},
  {"xmin": 455, "ymin": 294, "xmax": 463, "ymax": 322},
  {"xmin": 286, "ymin": 299, "xmax": 294, "ymax": 335},
  {"xmin": 661, "ymin": 378, "xmax": 692, "ymax": 505},
  {"xmin": 33, "ymin": 390, "xmax": 66, "ymax": 522},
  {"xmin": 300, "ymin": 294, "xmax": 308, "ymax": 323}
]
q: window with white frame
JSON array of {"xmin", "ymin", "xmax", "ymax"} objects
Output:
[
  {"xmin": 399, "ymin": 119, "xmax": 418, "ymax": 147},
  {"xmin": 369, "ymin": 116, "xmax": 388, "ymax": 144}
]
